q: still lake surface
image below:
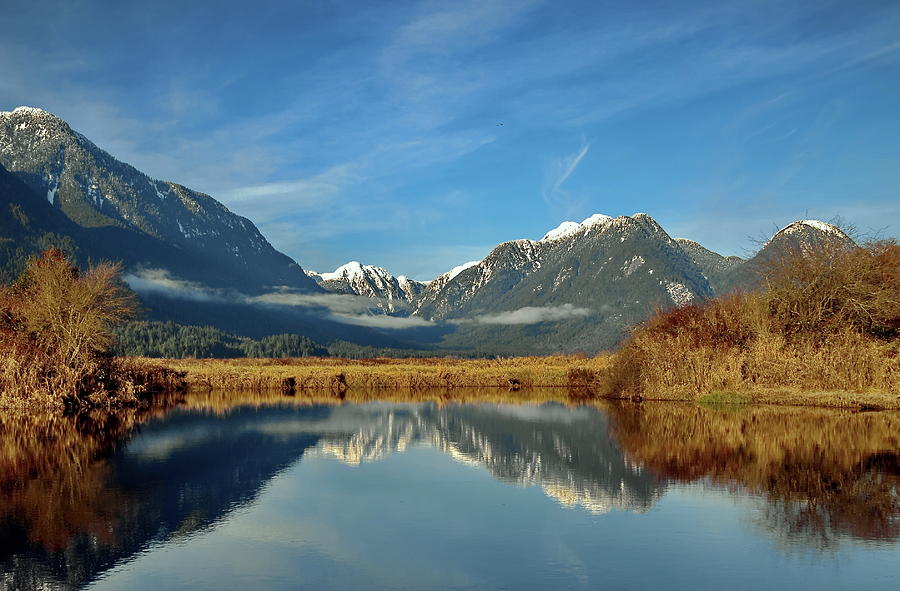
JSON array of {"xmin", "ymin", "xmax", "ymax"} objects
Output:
[{"xmin": 1, "ymin": 392, "xmax": 898, "ymax": 590}]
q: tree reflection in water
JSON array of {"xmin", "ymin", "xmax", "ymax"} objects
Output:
[{"xmin": 604, "ymin": 401, "xmax": 900, "ymax": 548}]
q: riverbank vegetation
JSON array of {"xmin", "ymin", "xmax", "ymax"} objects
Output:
[
  {"xmin": 0, "ymin": 250, "xmax": 181, "ymax": 410},
  {"xmin": 597, "ymin": 238, "xmax": 899, "ymax": 400},
  {"xmin": 157, "ymin": 355, "xmax": 609, "ymax": 393}
]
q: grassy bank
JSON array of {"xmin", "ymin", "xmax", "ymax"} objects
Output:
[
  {"xmin": 155, "ymin": 355, "xmax": 609, "ymax": 393},
  {"xmin": 151, "ymin": 355, "xmax": 900, "ymax": 409}
]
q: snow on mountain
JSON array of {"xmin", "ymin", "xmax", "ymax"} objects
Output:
[
  {"xmin": 708, "ymin": 219, "xmax": 855, "ymax": 295},
  {"xmin": 770, "ymin": 219, "xmax": 849, "ymax": 243},
  {"xmin": 540, "ymin": 213, "xmax": 613, "ymax": 242},
  {"xmin": 413, "ymin": 212, "xmax": 712, "ymax": 345},
  {"xmin": 307, "ymin": 261, "xmax": 426, "ymax": 314},
  {"xmin": 445, "ymin": 260, "xmax": 481, "ymax": 281}
]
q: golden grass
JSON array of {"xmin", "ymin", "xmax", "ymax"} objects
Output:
[
  {"xmin": 595, "ymin": 239, "xmax": 900, "ymax": 405},
  {"xmin": 595, "ymin": 293, "xmax": 899, "ymax": 407},
  {"xmin": 152, "ymin": 354, "xmax": 611, "ymax": 393},
  {"xmin": 147, "ymin": 352, "xmax": 900, "ymax": 409}
]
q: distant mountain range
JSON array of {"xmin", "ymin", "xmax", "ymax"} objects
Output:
[
  {"xmin": 0, "ymin": 106, "xmax": 855, "ymax": 355},
  {"xmin": 305, "ymin": 262, "xmax": 426, "ymax": 314}
]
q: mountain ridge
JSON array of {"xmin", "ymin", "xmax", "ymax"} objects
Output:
[{"xmin": 0, "ymin": 106, "xmax": 320, "ymax": 293}]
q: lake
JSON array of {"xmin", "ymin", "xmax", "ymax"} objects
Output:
[{"xmin": 1, "ymin": 392, "xmax": 898, "ymax": 590}]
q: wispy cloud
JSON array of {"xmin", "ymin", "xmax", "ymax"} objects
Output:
[
  {"xmin": 123, "ymin": 269, "xmax": 229, "ymax": 302},
  {"xmin": 465, "ymin": 304, "xmax": 592, "ymax": 325},
  {"xmin": 329, "ymin": 314, "xmax": 433, "ymax": 329},
  {"xmin": 543, "ymin": 140, "xmax": 591, "ymax": 217}
]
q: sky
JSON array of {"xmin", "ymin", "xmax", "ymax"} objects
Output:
[{"xmin": 2, "ymin": 0, "xmax": 899, "ymax": 280}]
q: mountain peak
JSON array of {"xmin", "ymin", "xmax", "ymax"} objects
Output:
[
  {"xmin": 0, "ymin": 106, "xmax": 72, "ymax": 137},
  {"xmin": 0, "ymin": 106, "xmax": 68, "ymax": 126},
  {"xmin": 1, "ymin": 106, "xmax": 53, "ymax": 117},
  {"xmin": 324, "ymin": 261, "xmax": 367, "ymax": 280},
  {"xmin": 768, "ymin": 220, "xmax": 851, "ymax": 246},
  {"xmin": 0, "ymin": 104, "xmax": 320, "ymax": 292},
  {"xmin": 540, "ymin": 213, "xmax": 613, "ymax": 242},
  {"xmin": 443, "ymin": 260, "xmax": 481, "ymax": 281},
  {"xmin": 307, "ymin": 261, "xmax": 426, "ymax": 312}
]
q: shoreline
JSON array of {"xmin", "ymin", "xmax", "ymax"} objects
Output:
[{"xmin": 149, "ymin": 356, "xmax": 900, "ymax": 411}]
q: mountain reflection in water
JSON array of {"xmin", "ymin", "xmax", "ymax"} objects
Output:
[{"xmin": 1, "ymin": 392, "xmax": 898, "ymax": 589}]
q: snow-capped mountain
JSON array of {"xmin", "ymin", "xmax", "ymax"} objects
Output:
[
  {"xmin": 411, "ymin": 213, "xmax": 710, "ymax": 352},
  {"xmin": 305, "ymin": 261, "xmax": 426, "ymax": 313},
  {"xmin": 0, "ymin": 106, "xmax": 319, "ymax": 292},
  {"xmin": 310, "ymin": 214, "xmax": 853, "ymax": 353}
]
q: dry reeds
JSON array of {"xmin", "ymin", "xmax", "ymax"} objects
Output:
[
  {"xmin": 154, "ymin": 355, "xmax": 611, "ymax": 394},
  {"xmin": 597, "ymin": 240, "xmax": 900, "ymax": 401}
]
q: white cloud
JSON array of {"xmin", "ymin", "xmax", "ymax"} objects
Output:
[
  {"xmin": 552, "ymin": 142, "xmax": 591, "ymax": 193},
  {"xmin": 125, "ymin": 269, "xmax": 433, "ymax": 330},
  {"xmin": 467, "ymin": 303, "xmax": 592, "ymax": 325},
  {"xmin": 249, "ymin": 291, "xmax": 382, "ymax": 315},
  {"xmin": 329, "ymin": 313, "xmax": 434, "ymax": 329},
  {"xmin": 123, "ymin": 269, "xmax": 228, "ymax": 302}
]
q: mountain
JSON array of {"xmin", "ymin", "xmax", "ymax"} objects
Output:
[
  {"xmin": 412, "ymin": 213, "xmax": 712, "ymax": 353},
  {"xmin": 0, "ymin": 106, "xmax": 319, "ymax": 293},
  {"xmin": 306, "ymin": 261, "xmax": 427, "ymax": 314},
  {"xmin": 0, "ymin": 161, "xmax": 82, "ymax": 283},
  {"xmin": 675, "ymin": 238, "xmax": 744, "ymax": 295},
  {"xmin": 0, "ymin": 107, "xmax": 425, "ymax": 349},
  {"xmin": 712, "ymin": 220, "xmax": 855, "ymax": 294},
  {"xmin": 311, "ymin": 215, "xmax": 853, "ymax": 354}
]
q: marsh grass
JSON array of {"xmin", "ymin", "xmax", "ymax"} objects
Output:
[
  {"xmin": 697, "ymin": 391, "xmax": 752, "ymax": 408},
  {"xmin": 156, "ymin": 355, "xmax": 611, "ymax": 394},
  {"xmin": 597, "ymin": 239, "xmax": 900, "ymax": 403}
]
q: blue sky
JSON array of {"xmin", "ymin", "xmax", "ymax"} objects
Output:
[{"xmin": 2, "ymin": 0, "xmax": 899, "ymax": 280}]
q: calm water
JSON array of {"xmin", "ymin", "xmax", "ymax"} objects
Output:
[{"xmin": 1, "ymin": 394, "xmax": 898, "ymax": 590}]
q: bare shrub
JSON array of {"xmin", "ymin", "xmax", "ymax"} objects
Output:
[
  {"xmin": 764, "ymin": 239, "xmax": 899, "ymax": 340},
  {"xmin": 0, "ymin": 250, "xmax": 173, "ymax": 409}
]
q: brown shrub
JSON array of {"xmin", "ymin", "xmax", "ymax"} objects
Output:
[
  {"xmin": 0, "ymin": 250, "xmax": 175, "ymax": 409},
  {"xmin": 764, "ymin": 239, "xmax": 900, "ymax": 340}
]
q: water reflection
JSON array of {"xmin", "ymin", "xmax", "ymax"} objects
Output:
[
  {"xmin": 604, "ymin": 402, "xmax": 900, "ymax": 548},
  {"xmin": 311, "ymin": 402, "xmax": 662, "ymax": 514},
  {"xmin": 0, "ymin": 392, "xmax": 898, "ymax": 589}
]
